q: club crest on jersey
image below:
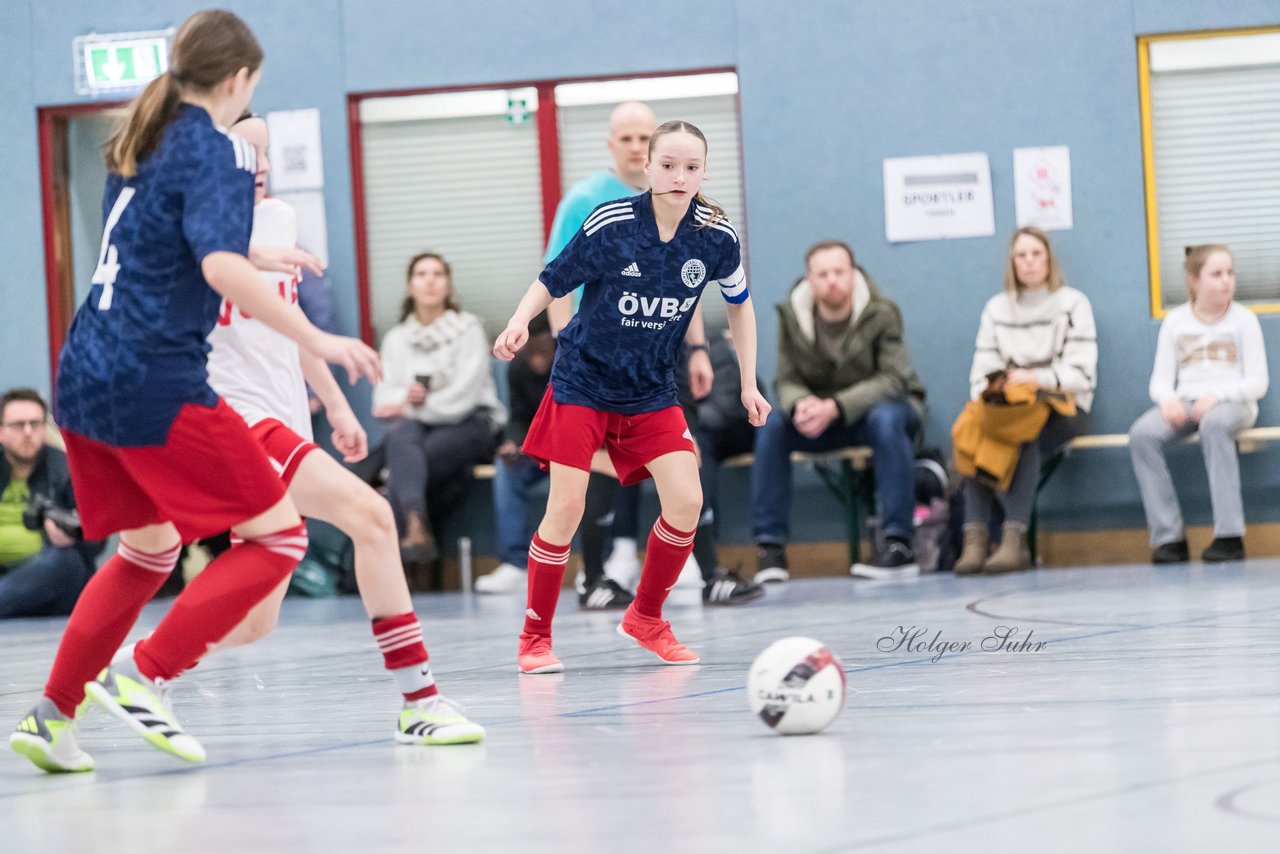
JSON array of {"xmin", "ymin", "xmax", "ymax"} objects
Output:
[{"xmin": 681, "ymin": 259, "xmax": 707, "ymax": 289}]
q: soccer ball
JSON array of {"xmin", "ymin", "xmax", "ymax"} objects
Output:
[{"xmin": 747, "ymin": 637, "xmax": 845, "ymax": 735}]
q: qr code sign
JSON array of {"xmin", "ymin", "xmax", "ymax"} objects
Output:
[{"xmin": 283, "ymin": 145, "xmax": 308, "ymax": 173}]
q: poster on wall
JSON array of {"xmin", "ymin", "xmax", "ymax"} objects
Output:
[
  {"xmin": 1013, "ymin": 146, "xmax": 1073, "ymax": 231},
  {"xmin": 882, "ymin": 152, "xmax": 994, "ymax": 242},
  {"xmin": 266, "ymin": 108, "xmax": 324, "ymax": 193}
]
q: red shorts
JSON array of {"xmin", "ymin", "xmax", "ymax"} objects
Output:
[
  {"xmin": 62, "ymin": 399, "xmax": 289, "ymax": 542},
  {"xmin": 249, "ymin": 419, "xmax": 320, "ymax": 486},
  {"xmin": 521, "ymin": 386, "xmax": 696, "ymax": 486}
]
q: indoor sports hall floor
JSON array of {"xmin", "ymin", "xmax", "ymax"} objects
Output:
[{"xmin": 2, "ymin": 563, "xmax": 1279, "ymax": 853}]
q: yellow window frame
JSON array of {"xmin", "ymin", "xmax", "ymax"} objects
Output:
[{"xmin": 1138, "ymin": 25, "xmax": 1280, "ymax": 318}]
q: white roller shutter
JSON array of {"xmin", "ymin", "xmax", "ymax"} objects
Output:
[
  {"xmin": 1151, "ymin": 60, "xmax": 1280, "ymax": 307},
  {"xmin": 360, "ymin": 113, "xmax": 545, "ymax": 340},
  {"xmin": 557, "ymin": 93, "xmax": 746, "ymax": 327}
]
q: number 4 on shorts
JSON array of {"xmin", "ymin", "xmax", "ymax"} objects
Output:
[{"xmin": 91, "ymin": 187, "xmax": 136, "ymax": 311}]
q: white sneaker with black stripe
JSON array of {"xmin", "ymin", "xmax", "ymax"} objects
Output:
[
  {"xmin": 851, "ymin": 538, "xmax": 921, "ymax": 580},
  {"xmin": 396, "ymin": 695, "xmax": 485, "ymax": 745},
  {"xmin": 85, "ymin": 657, "xmax": 206, "ymax": 763}
]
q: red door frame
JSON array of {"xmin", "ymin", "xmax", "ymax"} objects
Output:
[
  {"xmin": 347, "ymin": 66, "xmax": 737, "ymax": 346},
  {"xmin": 37, "ymin": 100, "xmax": 126, "ymax": 385}
]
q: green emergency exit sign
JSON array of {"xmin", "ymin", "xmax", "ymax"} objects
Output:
[{"xmin": 75, "ymin": 32, "xmax": 170, "ymax": 94}]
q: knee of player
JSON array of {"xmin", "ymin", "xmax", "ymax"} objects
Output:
[
  {"xmin": 663, "ymin": 488, "xmax": 704, "ymax": 527},
  {"xmin": 348, "ymin": 492, "xmax": 398, "ymax": 543},
  {"xmin": 545, "ymin": 494, "xmax": 586, "ymax": 528}
]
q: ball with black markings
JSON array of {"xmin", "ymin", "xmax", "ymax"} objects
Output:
[{"xmin": 747, "ymin": 637, "xmax": 845, "ymax": 735}]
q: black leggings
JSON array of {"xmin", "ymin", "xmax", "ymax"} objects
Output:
[{"xmin": 384, "ymin": 413, "xmax": 495, "ymax": 520}]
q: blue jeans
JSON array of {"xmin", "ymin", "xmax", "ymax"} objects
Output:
[
  {"xmin": 750, "ymin": 399, "xmax": 920, "ymax": 543},
  {"xmin": 492, "ymin": 454, "xmax": 548, "ymax": 567},
  {"xmin": 0, "ymin": 546, "xmax": 94, "ymax": 618}
]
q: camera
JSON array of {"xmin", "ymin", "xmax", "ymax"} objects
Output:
[{"xmin": 22, "ymin": 495, "xmax": 82, "ymax": 540}]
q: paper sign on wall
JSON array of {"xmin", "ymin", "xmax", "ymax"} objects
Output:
[
  {"xmin": 882, "ymin": 152, "xmax": 994, "ymax": 242},
  {"xmin": 1013, "ymin": 146, "xmax": 1073, "ymax": 231},
  {"xmin": 266, "ymin": 109, "xmax": 324, "ymax": 193}
]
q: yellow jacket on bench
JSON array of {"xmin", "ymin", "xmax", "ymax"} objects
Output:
[{"xmin": 952, "ymin": 384, "xmax": 1076, "ymax": 491}]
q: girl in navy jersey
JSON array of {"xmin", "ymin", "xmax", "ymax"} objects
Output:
[
  {"xmin": 10, "ymin": 10, "xmax": 380, "ymax": 773},
  {"xmin": 494, "ymin": 121, "xmax": 770, "ymax": 674}
]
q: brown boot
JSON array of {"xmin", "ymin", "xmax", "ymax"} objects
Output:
[
  {"xmin": 953, "ymin": 524, "xmax": 988, "ymax": 575},
  {"xmin": 984, "ymin": 522, "xmax": 1030, "ymax": 574},
  {"xmin": 400, "ymin": 511, "xmax": 439, "ymax": 564}
]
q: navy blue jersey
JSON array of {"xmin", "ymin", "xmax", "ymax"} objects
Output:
[
  {"xmin": 540, "ymin": 192, "xmax": 747, "ymax": 414},
  {"xmin": 55, "ymin": 104, "xmax": 257, "ymax": 446}
]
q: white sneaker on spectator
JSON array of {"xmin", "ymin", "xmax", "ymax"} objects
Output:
[
  {"xmin": 474, "ymin": 563, "xmax": 526, "ymax": 594},
  {"xmin": 604, "ymin": 537, "xmax": 641, "ymax": 590},
  {"xmin": 674, "ymin": 554, "xmax": 703, "ymax": 589}
]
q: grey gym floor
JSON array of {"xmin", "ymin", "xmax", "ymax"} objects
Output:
[{"xmin": 2, "ymin": 563, "xmax": 1279, "ymax": 854}]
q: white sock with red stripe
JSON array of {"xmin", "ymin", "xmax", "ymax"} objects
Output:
[
  {"xmin": 634, "ymin": 517, "xmax": 697, "ymax": 618},
  {"xmin": 372, "ymin": 613, "xmax": 438, "ymax": 703}
]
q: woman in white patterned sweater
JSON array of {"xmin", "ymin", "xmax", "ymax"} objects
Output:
[
  {"xmin": 1128, "ymin": 245, "xmax": 1268, "ymax": 564},
  {"xmin": 374, "ymin": 253, "xmax": 507, "ymax": 563},
  {"xmin": 954, "ymin": 227, "xmax": 1098, "ymax": 574}
]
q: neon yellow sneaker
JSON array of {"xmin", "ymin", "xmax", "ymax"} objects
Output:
[
  {"xmin": 9, "ymin": 697, "xmax": 95, "ymax": 773},
  {"xmin": 395, "ymin": 694, "xmax": 485, "ymax": 745},
  {"xmin": 84, "ymin": 659, "xmax": 206, "ymax": 763}
]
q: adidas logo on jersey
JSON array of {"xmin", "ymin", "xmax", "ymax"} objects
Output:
[{"xmin": 620, "ymin": 262, "xmax": 642, "ymax": 277}]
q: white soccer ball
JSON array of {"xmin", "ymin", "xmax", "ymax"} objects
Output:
[{"xmin": 747, "ymin": 636, "xmax": 846, "ymax": 735}]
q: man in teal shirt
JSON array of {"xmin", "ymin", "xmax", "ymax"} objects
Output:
[{"xmin": 545, "ymin": 101, "xmax": 657, "ymax": 332}]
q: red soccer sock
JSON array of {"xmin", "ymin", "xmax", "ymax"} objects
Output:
[
  {"xmin": 372, "ymin": 612, "xmax": 438, "ymax": 703},
  {"xmin": 134, "ymin": 524, "xmax": 308, "ymax": 682},
  {"xmin": 43, "ymin": 543, "xmax": 180, "ymax": 717},
  {"xmin": 634, "ymin": 517, "xmax": 697, "ymax": 619},
  {"xmin": 523, "ymin": 533, "xmax": 571, "ymax": 638}
]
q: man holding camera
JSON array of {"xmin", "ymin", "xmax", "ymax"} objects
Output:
[{"xmin": 0, "ymin": 388, "xmax": 99, "ymax": 617}]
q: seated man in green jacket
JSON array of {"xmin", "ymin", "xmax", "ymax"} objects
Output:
[{"xmin": 750, "ymin": 241, "xmax": 926, "ymax": 582}]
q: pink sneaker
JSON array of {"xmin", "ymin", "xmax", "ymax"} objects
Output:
[
  {"xmin": 616, "ymin": 606, "xmax": 700, "ymax": 665},
  {"xmin": 518, "ymin": 632, "xmax": 564, "ymax": 674}
]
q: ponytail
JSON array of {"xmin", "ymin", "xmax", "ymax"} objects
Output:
[
  {"xmin": 103, "ymin": 10, "xmax": 263, "ymax": 178},
  {"xmin": 105, "ymin": 71, "xmax": 182, "ymax": 177}
]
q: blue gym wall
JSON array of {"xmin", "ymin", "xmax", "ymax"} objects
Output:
[{"xmin": 3, "ymin": 0, "xmax": 1278, "ymax": 545}]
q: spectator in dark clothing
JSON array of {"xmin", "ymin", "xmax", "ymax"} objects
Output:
[
  {"xmin": 0, "ymin": 389, "xmax": 101, "ymax": 618},
  {"xmin": 690, "ymin": 331, "xmax": 766, "ymax": 605},
  {"xmin": 475, "ymin": 313, "xmax": 555, "ymax": 593}
]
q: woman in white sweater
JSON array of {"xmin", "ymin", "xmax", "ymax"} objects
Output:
[
  {"xmin": 1128, "ymin": 244, "xmax": 1267, "ymax": 564},
  {"xmin": 954, "ymin": 227, "xmax": 1098, "ymax": 574},
  {"xmin": 374, "ymin": 253, "xmax": 506, "ymax": 563}
]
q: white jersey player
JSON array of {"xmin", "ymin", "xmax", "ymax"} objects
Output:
[
  {"xmin": 170, "ymin": 113, "xmax": 485, "ymax": 746},
  {"xmin": 208, "ymin": 196, "xmax": 312, "ymax": 440}
]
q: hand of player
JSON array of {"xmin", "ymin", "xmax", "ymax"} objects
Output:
[
  {"xmin": 406, "ymin": 381, "xmax": 428, "ymax": 407},
  {"xmin": 249, "ymin": 244, "xmax": 326, "ymax": 279},
  {"xmin": 1160, "ymin": 398, "xmax": 1188, "ymax": 428},
  {"xmin": 310, "ymin": 333, "xmax": 382, "ymax": 385},
  {"xmin": 1191, "ymin": 395, "xmax": 1220, "ymax": 422},
  {"xmin": 742, "ymin": 386, "xmax": 771, "ymax": 428},
  {"xmin": 327, "ymin": 406, "xmax": 369, "ymax": 463},
  {"xmin": 493, "ymin": 322, "xmax": 529, "ymax": 361},
  {"xmin": 688, "ymin": 348, "xmax": 714, "ymax": 400}
]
